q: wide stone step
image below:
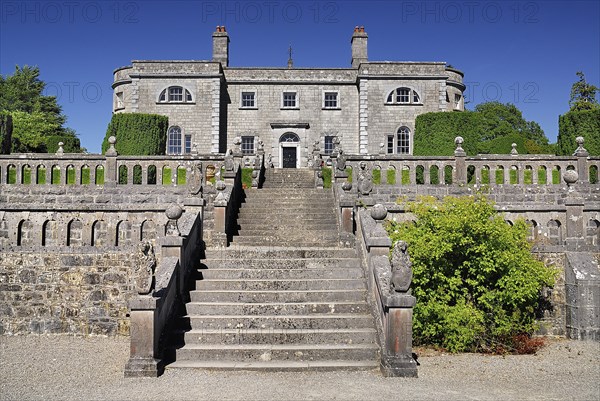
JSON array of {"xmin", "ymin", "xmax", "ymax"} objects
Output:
[
  {"xmin": 239, "ymin": 204, "xmax": 334, "ymax": 211},
  {"xmin": 200, "ymin": 258, "xmax": 360, "ymax": 270},
  {"xmin": 190, "ymin": 289, "xmax": 366, "ymax": 303},
  {"xmin": 230, "ymin": 239, "xmax": 340, "ymax": 248},
  {"xmin": 235, "ymin": 229, "xmax": 339, "ymax": 237},
  {"xmin": 167, "ymin": 359, "xmax": 379, "ymax": 371},
  {"xmin": 175, "ymin": 343, "xmax": 379, "ymax": 362},
  {"xmin": 198, "ymin": 279, "xmax": 366, "ymax": 291},
  {"xmin": 204, "ymin": 248, "xmax": 357, "ymax": 259},
  {"xmin": 181, "ymin": 327, "xmax": 377, "ymax": 345},
  {"xmin": 185, "ymin": 314, "xmax": 375, "ymax": 330},
  {"xmin": 238, "ymin": 210, "xmax": 335, "ymax": 217},
  {"xmin": 185, "ymin": 301, "xmax": 370, "ymax": 315},
  {"xmin": 199, "ymin": 267, "xmax": 363, "ymax": 279},
  {"xmin": 236, "ymin": 218, "xmax": 337, "ymax": 226}
]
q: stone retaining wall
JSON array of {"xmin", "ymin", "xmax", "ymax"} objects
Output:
[{"xmin": 0, "ymin": 249, "xmax": 136, "ymax": 336}]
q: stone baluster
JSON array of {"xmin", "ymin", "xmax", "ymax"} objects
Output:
[
  {"xmin": 574, "ymin": 136, "xmax": 589, "ymax": 185},
  {"xmin": 563, "ymin": 170, "xmax": 586, "ymax": 251},
  {"xmin": 454, "ymin": 136, "xmax": 466, "ymax": 185},
  {"xmin": 105, "ymin": 136, "xmax": 118, "ymax": 187}
]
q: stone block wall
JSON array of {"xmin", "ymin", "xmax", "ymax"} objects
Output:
[{"xmin": 0, "ymin": 250, "xmax": 136, "ymax": 336}]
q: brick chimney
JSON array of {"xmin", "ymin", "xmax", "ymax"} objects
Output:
[
  {"xmin": 212, "ymin": 26, "xmax": 230, "ymax": 67},
  {"xmin": 351, "ymin": 26, "xmax": 368, "ymax": 68}
]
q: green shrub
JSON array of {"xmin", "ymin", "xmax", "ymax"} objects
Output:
[
  {"xmin": 0, "ymin": 112, "xmax": 13, "ymax": 155},
  {"xmin": 386, "ymin": 195, "xmax": 556, "ymax": 352},
  {"xmin": 46, "ymin": 135, "xmax": 81, "ymax": 153},
  {"xmin": 177, "ymin": 167, "xmax": 187, "ymax": 185},
  {"xmin": 241, "ymin": 168, "xmax": 253, "ymax": 188},
  {"xmin": 552, "ymin": 169, "xmax": 560, "ymax": 184},
  {"xmin": 101, "ymin": 113, "xmax": 168, "ymax": 155},
  {"xmin": 95, "ymin": 168, "xmax": 104, "ymax": 185},
  {"xmin": 322, "ymin": 167, "xmax": 332, "ymax": 189},
  {"xmin": 7, "ymin": 166, "xmax": 16, "ymax": 184},
  {"xmin": 481, "ymin": 168, "xmax": 490, "ymax": 184},
  {"xmin": 401, "ymin": 168, "xmax": 410, "ymax": 185},
  {"xmin": 414, "ymin": 111, "xmax": 483, "ymax": 156},
  {"xmin": 163, "ymin": 167, "xmax": 172, "ymax": 185},
  {"xmin": 373, "ymin": 169, "xmax": 381, "ymax": 184},
  {"xmin": 67, "ymin": 167, "xmax": 75, "ymax": 185},
  {"xmin": 557, "ymin": 109, "xmax": 600, "ymax": 156},
  {"xmin": 538, "ymin": 168, "xmax": 547, "ymax": 184},
  {"xmin": 37, "ymin": 168, "xmax": 46, "ymax": 184},
  {"xmin": 387, "ymin": 169, "xmax": 396, "ymax": 185},
  {"xmin": 51, "ymin": 167, "xmax": 60, "ymax": 184},
  {"xmin": 81, "ymin": 167, "xmax": 91, "ymax": 185}
]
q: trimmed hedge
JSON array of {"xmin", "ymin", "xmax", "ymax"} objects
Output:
[
  {"xmin": 557, "ymin": 109, "xmax": 600, "ymax": 156},
  {"xmin": 46, "ymin": 135, "xmax": 81, "ymax": 153},
  {"xmin": 414, "ymin": 111, "xmax": 483, "ymax": 156},
  {"xmin": 101, "ymin": 113, "xmax": 168, "ymax": 155},
  {"xmin": 0, "ymin": 112, "xmax": 13, "ymax": 154}
]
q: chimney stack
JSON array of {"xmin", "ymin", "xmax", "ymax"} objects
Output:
[
  {"xmin": 212, "ymin": 26, "xmax": 230, "ymax": 67},
  {"xmin": 351, "ymin": 26, "xmax": 368, "ymax": 68}
]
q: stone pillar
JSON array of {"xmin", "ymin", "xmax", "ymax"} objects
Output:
[
  {"xmin": 381, "ymin": 294, "xmax": 418, "ymax": 377},
  {"xmin": 454, "ymin": 136, "xmax": 466, "ymax": 185},
  {"xmin": 213, "ymin": 181, "xmax": 228, "ymax": 247},
  {"xmin": 124, "ymin": 296, "xmax": 160, "ymax": 378},
  {"xmin": 563, "ymin": 170, "xmax": 586, "ymax": 251},
  {"xmin": 574, "ymin": 136, "xmax": 589, "ymax": 185},
  {"xmin": 105, "ymin": 136, "xmax": 118, "ymax": 187}
]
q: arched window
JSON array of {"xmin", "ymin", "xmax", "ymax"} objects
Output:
[
  {"xmin": 386, "ymin": 87, "xmax": 421, "ymax": 105},
  {"xmin": 168, "ymin": 127, "xmax": 182, "ymax": 155},
  {"xmin": 387, "ymin": 126, "xmax": 411, "ymax": 154},
  {"xmin": 280, "ymin": 132, "xmax": 300, "ymax": 142},
  {"xmin": 158, "ymin": 86, "xmax": 193, "ymax": 103}
]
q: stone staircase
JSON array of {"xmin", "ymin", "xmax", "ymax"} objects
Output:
[{"xmin": 169, "ymin": 169, "xmax": 378, "ymax": 371}]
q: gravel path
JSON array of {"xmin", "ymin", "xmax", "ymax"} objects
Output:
[{"xmin": 1, "ymin": 335, "xmax": 598, "ymax": 401}]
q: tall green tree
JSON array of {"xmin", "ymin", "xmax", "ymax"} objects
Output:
[
  {"xmin": 557, "ymin": 72, "xmax": 600, "ymax": 156},
  {"xmin": 569, "ymin": 71, "xmax": 599, "ymax": 112},
  {"xmin": 0, "ymin": 65, "xmax": 80, "ymax": 152}
]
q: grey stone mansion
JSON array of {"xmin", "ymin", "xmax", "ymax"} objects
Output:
[{"xmin": 112, "ymin": 26, "xmax": 465, "ymax": 167}]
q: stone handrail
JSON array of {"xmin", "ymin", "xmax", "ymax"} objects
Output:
[
  {"xmin": 356, "ymin": 206, "xmax": 418, "ymax": 377},
  {"xmin": 125, "ymin": 209, "xmax": 204, "ymax": 377},
  {"xmin": 333, "ymin": 137, "xmax": 598, "ymax": 187}
]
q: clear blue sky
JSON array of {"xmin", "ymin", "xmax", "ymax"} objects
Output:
[{"xmin": 1, "ymin": 0, "xmax": 598, "ymax": 153}]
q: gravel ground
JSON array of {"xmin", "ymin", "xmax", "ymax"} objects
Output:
[{"xmin": 0, "ymin": 335, "xmax": 598, "ymax": 401}]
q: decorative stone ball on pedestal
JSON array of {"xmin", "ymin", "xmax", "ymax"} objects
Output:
[
  {"xmin": 370, "ymin": 203, "xmax": 387, "ymax": 221},
  {"xmin": 165, "ymin": 203, "xmax": 183, "ymax": 236},
  {"xmin": 341, "ymin": 181, "xmax": 352, "ymax": 192},
  {"xmin": 563, "ymin": 169, "xmax": 579, "ymax": 190}
]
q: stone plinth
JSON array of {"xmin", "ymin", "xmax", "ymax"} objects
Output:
[{"xmin": 124, "ymin": 296, "xmax": 162, "ymax": 378}]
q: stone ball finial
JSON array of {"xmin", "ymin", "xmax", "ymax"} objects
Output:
[
  {"xmin": 563, "ymin": 169, "xmax": 578, "ymax": 187},
  {"xmin": 454, "ymin": 136, "xmax": 465, "ymax": 155},
  {"xmin": 56, "ymin": 142, "xmax": 64, "ymax": 155},
  {"xmin": 106, "ymin": 136, "xmax": 118, "ymax": 156},
  {"xmin": 108, "ymin": 136, "xmax": 116, "ymax": 145},
  {"xmin": 165, "ymin": 203, "xmax": 183, "ymax": 221},
  {"xmin": 576, "ymin": 136, "xmax": 584, "ymax": 146},
  {"xmin": 341, "ymin": 181, "xmax": 352, "ymax": 192},
  {"xmin": 371, "ymin": 204, "xmax": 387, "ymax": 221},
  {"xmin": 215, "ymin": 180, "xmax": 226, "ymax": 191},
  {"xmin": 511, "ymin": 143, "xmax": 518, "ymax": 155},
  {"xmin": 574, "ymin": 136, "xmax": 589, "ymax": 156}
]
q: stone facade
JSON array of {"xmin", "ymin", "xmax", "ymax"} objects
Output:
[{"xmin": 112, "ymin": 26, "xmax": 465, "ymax": 165}]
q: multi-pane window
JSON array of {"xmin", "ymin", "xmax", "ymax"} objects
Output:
[
  {"xmin": 324, "ymin": 92, "xmax": 338, "ymax": 108},
  {"xmin": 184, "ymin": 135, "xmax": 192, "ymax": 154},
  {"xmin": 241, "ymin": 92, "xmax": 256, "ymax": 108},
  {"xmin": 387, "ymin": 127, "xmax": 411, "ymax": 154},
  {"xmin": 397, "ymin": 127, "xmax": 410, "ymax": 154},
  {"xmin": 158, "ymin": 86, "xmax": 193, "ymax": 103},
  {"xmin": 386, "ymin": 88, "xmax": 421, "ymax": 105},
  {"xmin": 167, "ymin": 126, "xmax": 182, "ymax": 155},
  {"xmin": 282, "ymin": 92, "xmax": 297, "ymax": 108},
  {"xmin": 324, "ymin": 136, "xmax": 335, "ymax": 154},
  {"xmin": 168, "ymin": 87, "xmax": 183, "ymax": 102},
  {"xmin": 241, "ymin": 136, "xmax": 254, "ymax": 154}
]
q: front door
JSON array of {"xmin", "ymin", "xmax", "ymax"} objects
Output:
[{"xmin": 282, "ymin": 147, "xmax": 297, "ymax": 168}]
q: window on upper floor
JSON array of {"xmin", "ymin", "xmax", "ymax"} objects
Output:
[
  {"xmin": 158, "ymin": 86, "xmax": 193, "ymax": 104},
  {"xmin": 386, "ymin": 87, "xmax": 421, "ymax": 105},
  {"xmin": 241, "ymin": 136, "xmax": 254, "ymax": 154},
  {"xmin": 282, "ymin": 91, "xmax": 298, "ymax": 108},
  {"xmin": 323, "ymin": 92, "xmax": 339, "ymax": 109},
  {"xmin": 115, "ymin": 92, "xmax": 124, "ymax": 110},
  {"xmin": 454, "ymin": 94, "xmax": 462, "ymax": 110},
  {"xmin": 241, "ymin": 91, "xmax": 256, "ymax": 108}
]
